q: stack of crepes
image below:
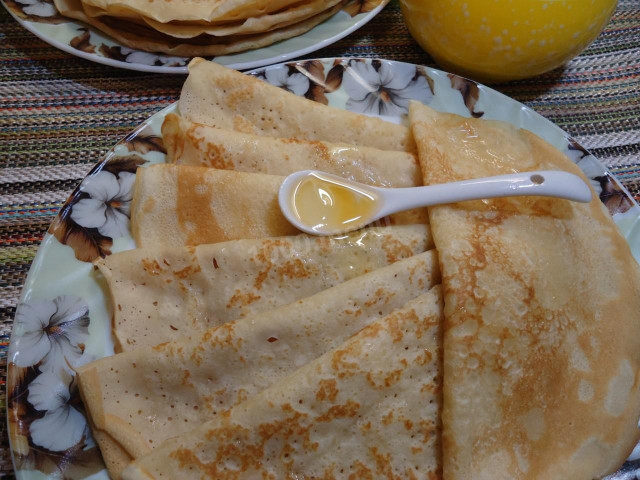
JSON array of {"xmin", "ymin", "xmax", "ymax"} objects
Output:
[
  {"xmin": 51, "ymin": 0, "xmax": 383, "ymax": 56},
  {"xmin": 76, "ymin": 59, "xmax": 640, "ymax": 480}
]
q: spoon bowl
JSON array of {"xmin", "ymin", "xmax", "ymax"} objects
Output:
[{"xmin": 279, "ymin": 170, "xmax": 593, "ymax": 236}]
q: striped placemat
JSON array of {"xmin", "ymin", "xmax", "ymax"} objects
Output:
[{"xmin": 0, "ymin": 0, "xmax": 638, "ymax": 476}]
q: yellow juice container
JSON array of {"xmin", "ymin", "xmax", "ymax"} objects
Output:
[{"xmin": 399, "ymin": 0, "xmax": 617, "ymax": 82}]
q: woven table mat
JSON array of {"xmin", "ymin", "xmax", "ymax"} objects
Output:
[{"xmin": 0, "ymin": 0, "xmax": 638, "ymax": 477}]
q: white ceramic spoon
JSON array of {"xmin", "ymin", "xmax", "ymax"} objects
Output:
[{"xmin": 279, "ymin": 170, "xmax": 592, "ymax": 236}]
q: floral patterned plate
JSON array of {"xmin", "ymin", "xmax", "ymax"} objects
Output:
[
  {"xmin": 1, "ymin": 0, "xmax": 388, "ymax": 73},
  {"xmin": 7, "ymin": 58, "xmax": 640, "ymax": 480}
]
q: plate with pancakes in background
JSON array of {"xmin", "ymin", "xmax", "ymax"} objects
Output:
[{"xmin": 1, "ymin": 0, "xmax": 388, "ymax": 72}]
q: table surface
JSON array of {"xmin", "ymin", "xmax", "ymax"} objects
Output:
[{"xmin": 1, "ymin": 0, "xmax": 639, "ymax": 477}]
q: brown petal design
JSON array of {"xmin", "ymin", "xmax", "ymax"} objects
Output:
[
  {"xmin": 325, "ymin": 62, "xmax": 345, "ymax": 93},
  {"xmin": 49, "ymin": 209, "xmax": 113, "ymax": 263},
  {"xmin": 33, "ymin": 450, "xmax": 64, "ymax": 476},
  {"xmin": 98, "ymin": 45, "xmax": 128, "ymax": 62},
  {"xmin": 305, "ymin": 84, "xmax": 328, "ymax": 105},
  {"xmin": 102, "ymin": 154, "xmax": 148, "ymax": 175},
  {"xmin": 448, "ymin": 74, "xmax": 484, "ymax": 118},
  {"xmin": 70, "ymin": 30, "xmax": 95, "ymax": 54},
  {"xmin": 417, "ymin": 67, "xmax": 435, "ymax": 95},
  {"xmin": 598, "ymin": 175, "xmax": 634, "ymax": 216},
  {"xmin": 122, "ymin": 128, "xmax": 166, "ymax": 154},
  {"xmin": 3, "ymin": 0, "xmax": 66, "ymax": 23},
  {"xmin": 7, "ymin": 364, "xmax": 29, "ymax": 394},
  {"xmin": 295, "ymin": 60, "xmax": 329, "ymax": 104},
  {"xmin": 56, "ymin": 441, "xmax": 105, "ymax": 478},
  {"xmin": 296, "ymin": 59, "xmax": 325, "ymax": 85}
]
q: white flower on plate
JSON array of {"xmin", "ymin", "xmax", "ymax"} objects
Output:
[
  {"xmin": 566, "ymin": 146, "xmax": 605, "ymax": 196},
  {"xmin": 264, "ymin": 67, "xmax": 310, "ymax": 96},
  {"xmin": 342, "ymin": 60, "xmax": 433, "ymax": 116},
  {"xmin": 27, "ymin": 372, "xmax": 87, "ymax": 452},
  {"xmin": 14, "ymin": 0, "xmax": 56, "ymax": 16},
  {"xmin": 10, "ymin": 295, "xmax": 90, "ymax": 376},
  {"xmin": 119, "ymin": 48, "xmax": 187, "ymax": 67},
  {"xmin": 71, "ymin": 170, "xmax": 135, "ymax": 238}
]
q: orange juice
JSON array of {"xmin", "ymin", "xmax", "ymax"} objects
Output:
[{"xmin": 399, "ymin": 0, "xmax": 617, "ymax": 82}]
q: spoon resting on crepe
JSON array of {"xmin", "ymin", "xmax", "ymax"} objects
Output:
[{"xmin": 279, "ymin": 169, "xmax": 592, "ymax": 235}]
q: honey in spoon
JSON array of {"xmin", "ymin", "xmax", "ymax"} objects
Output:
[{"xmin": 290, "ymin": 172, "xmax": 380, "ymax": 234}]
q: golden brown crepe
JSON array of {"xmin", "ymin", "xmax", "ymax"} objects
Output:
[
  {"xmin": 98, "ymin": 224, "xmax": 432, "ymax": 351},
  {"xmin": 120, "ymin": 286, "xmax": 443, "ymax": 480},
  {"xmin": 130, "ymin": 164, "xmax": 295, "ymax": 248},
  {"xmin": 79, "ymin": 251, "xmax": 440, "ymax": 479},
  {"xmin": 410, "ymin": 101, "xmax": 640, "ymax": 479},
  {"xmin": 179, "ymin": 58, "xmax": 415, "ymax": 152},
  {"xmin": 163, "ymin": 113, "xmax": 421, "ymax": 187},
  {"xmin": 78, "ymin": 0, "xmax": 306, "ymax": 25},
  {"xmin": 54, "ymin": 0, "xmax": 345, "ymax": 56},
  {"xmin": 130, "ymin": 164, "xmax": 428, "ymax": 248},
  {"xmin": 141, "ymin": 0, "xmax": 344, "ymax": 38},
  {"xmin": 80, "ymin": 0, "xmax": 342, "ymax": 38}
]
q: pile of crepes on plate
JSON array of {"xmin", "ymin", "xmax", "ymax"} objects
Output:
[
  {"xmin": 50, "ymin": 0, "xmax": 381, "ymax": 56},
  {"xmin": 76, "ymin": 58, "xmax": 640, "ymax": 480}
]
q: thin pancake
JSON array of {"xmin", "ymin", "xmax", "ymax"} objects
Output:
[
  {"xmin": 54, "ymin": 0, "xmax": 344, "ymax": 56},
  {"xmin": 78, "ymin": 0, "xmax": 302, "ymax": 24},
  {"xmin": 179, "ymin": 58, "xmax": 415, "ymax": 152},
  {"xmin": 98, "ymin": 224, "xmax": 433, "ymax": 351},
  {"xmin": 79, "ymin": 251, "xmax": 440, "ymax": 479},
  {"xmin": 162, "ymin": 113, "xmax": 421, "ymax": 187},
  {"xmin": 142, "ymin": 0, "xmax": 344, "ymax": 38},
  {"xmin": 121, "ymin": 286, "xmax": 443, "ymax": 480},
  {"xmin": 130, "ymin": 164, "xmax": 428, "ymax": 248},
  {"xmin": 410, "ymin": 101, "xmax": 640, "ymax": 479}
]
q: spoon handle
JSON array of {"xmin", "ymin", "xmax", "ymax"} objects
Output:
[{"xmin": 376, "ymin": 170, "xmax": 592, "ymax": 217}]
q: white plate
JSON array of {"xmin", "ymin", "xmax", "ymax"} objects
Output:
[
  {"xmin": 7, "ymin": 58, "xmax": 640, "ymax": 479},
  {"xmin": 1, "ymin": 0, "xmax": 388, "ymax": 73}
]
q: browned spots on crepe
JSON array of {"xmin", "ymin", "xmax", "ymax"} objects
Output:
[
  {"xmin": 184, "ymin": 125, "xmax": 233, "ymax": 170},
  {"xmin": 381, "ymin": 410, "xmax": 394, "ymax": 425},
  {"xmin": 330, "ymin": 344, "xmax": 361, "ymax": 378},
  {"xmin": 225, "ymin": 289, "xmax": 261, "ymax": 308},
  {"xmin": 252, "ymin": 239, "xmax": 293, "ymax": 290},
  {"xmin": 364, "ymin": 287, "xmax": 395, "ymax": 307},
  {"xmin": 175, "ymin": 167, "xmax": 225, "ymax": 245},
  {"xmin": 316, "ymin": 400, "xmax": 360, "ymax": 423},
  {"xmin": 349, "ymin": 461, "xmax": 374, "ymax": 480},
  {"xmin": 172, "ymin": 264, "xmax": 201, "ymax": 279},
  {"xmin": 277, "ymin": 258, "xmax": 315, "ymax": 280},
  {"xmin": 181, "ymin": 370, "xmax": 194, "ymax": 388},
  {"xmin": 141, "ymin": 258, "xmax": 163, "ymax": 276},
  {"xmin": 315, "ymin": 379, "xmax": 339, "ymax": 403},
  {"xmin": 381, "ymin": 236, "xmax": 414, "ymax": 264},
  {"xmin": 308, "ymin": 140, "xmax": 331, "ymax": 161}
]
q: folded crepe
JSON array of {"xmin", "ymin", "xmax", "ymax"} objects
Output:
[
  {"xmin": 120, "ymin": 286, "xmax": 443, "ymax": 480},
  {"xmin": 410, "ymin": 102, "xmax": 640, "ymax": 479},
  {"xmin": 162, "ymin": 113, "xmax": 421, "ymax": 187},
  {"xmin": 80, "ymin": 251, "xmax": 440, "ymax": 479},
  {"xmin": 131, "ymin": 164, "xmax": 428, "ymax": 247},
  {"xmin": 54, "ymin": 0, "xmax": 344, "ymax": 56},
  {"xmin": 179, "ymin": 58, "xmax": 415, "ymax": 152},
  {"xmin": 98, "ymin": 224, "xmax": 432, "ymax": 351}
]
